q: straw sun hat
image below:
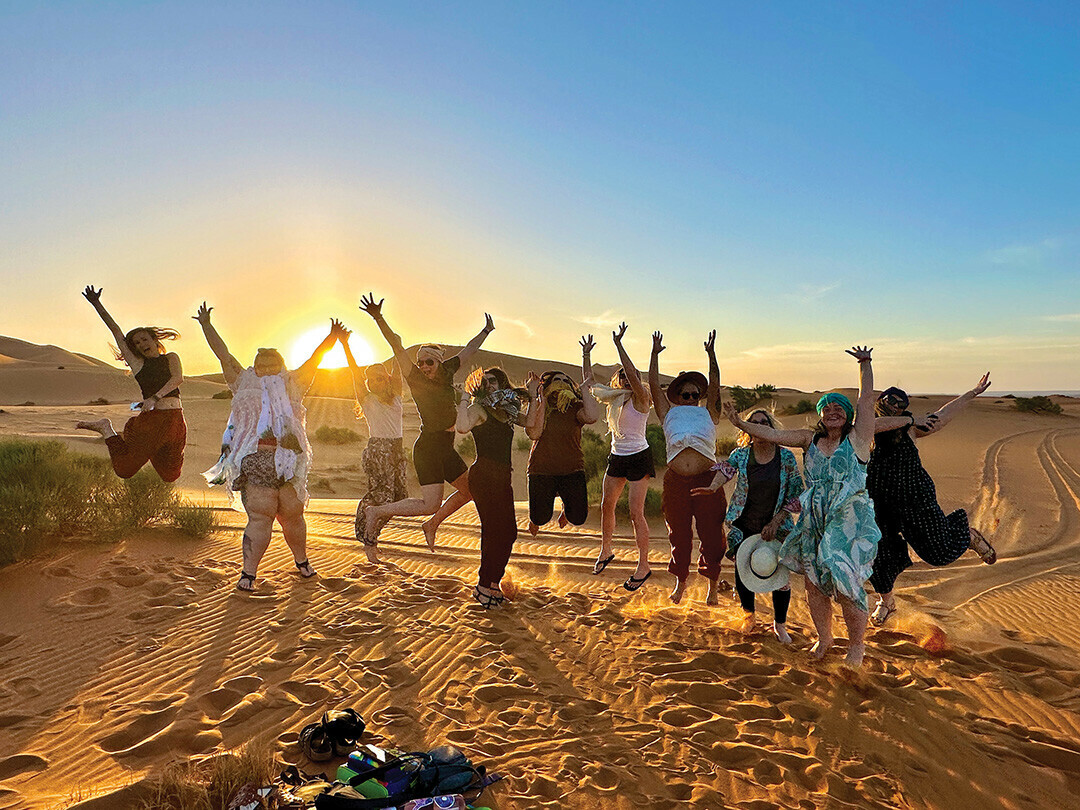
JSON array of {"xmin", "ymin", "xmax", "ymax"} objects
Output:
[{"xmin": 735, "ymin": 534, "xmax": 791, "ymax": 593}]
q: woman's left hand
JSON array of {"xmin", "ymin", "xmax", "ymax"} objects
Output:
[
  {"xmin": 141, "ymin": 398, "xmax": 156, "ymax": 412},
  {"xmin": 846, "ymin": 345, "xmax": 873, "ymax": 362},
  {"xmin": 973, "ymin": 372, "xmax": 991, "ymax": 396},
  {"xmin": 722, "ymin": 400, "xmax": 741, "ymax": 425},
  {"xmin": 761, "ymin": 518, "xmax": 781, "ymax": 542}
]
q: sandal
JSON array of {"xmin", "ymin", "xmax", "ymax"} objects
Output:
[
  {"xmin": 295, "ymin": 559, "xmax": 317, "ymax": 578},
  {"xmin": 237, "ymin": 572, "xmax": 256, "ymax": 592},
  {"xmin": 870, "ymin": 599, "xmax": 897, "ymax": 626},
  {"xmin": 970, "ymin": 528, "xmax": 997, "ymax": 564},
  {"xmin": 473, "ymin": 586, "xmax": 502, "ymax": 609},
  {"xmin": 592, "ymin": 552, "xmax": 616, "ymax": 575},
  {"xmin": 623, "ymin": 570, "xmax": 652, "ymax": 592}
]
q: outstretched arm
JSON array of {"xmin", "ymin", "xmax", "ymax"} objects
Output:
[
  {"xmin": 875, "ymin": 415, "xmax": 917, "ymax": 433},
  {"xmin": 294, "ymin": 319, "xmax": 346, "ymax": 390},
  {"xmin": 723, "ymin": 401, "xmax": 813, "ymax": 449},
  {"xmin": 704, "ymin": 330, "xmax": 722, "ymax": 423},
  {"xmin": 649, "ymin": 331, "xmax": 669, "ymax": 421},
  {"xmin": 847, "ymin": 346, "xmax": 876, "ymax": 459},
  {"xmin": 360, "ymin": 294, "xmax": 416, "ymax": 377},
  {"xmin": 84, "ymin": 286, "xmax": 141, "ymax": 370},
  {"xmin": 340, "ymin": 326, "xmax": 368, "ymax": 403},
  {"xmin": 580, "ymin": 335, "xmax": 600, "ymax": 425},
  {"xmin": 612, "ymin": 322, "xmax": 650, "ymax": 412},
  {"xmin": 918, "ymin": 372, "xmax": 991, "ymax": 437},
  {"xmin": 455, "ymin": 313, "xmax": 495, "ymax": 367},
  {"xmin": 193, "ymin": 302, "xmax": 243, "ymax": 386}
]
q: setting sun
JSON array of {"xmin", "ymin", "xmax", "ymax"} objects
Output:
[{"xmin": 288, "ymin": 326, "xmax": 375, "ymax": 369}]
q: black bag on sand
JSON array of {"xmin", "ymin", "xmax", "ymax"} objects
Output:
[{"xmin": 313, "ymin": 746, "xmax": 486, "ymax": 810}]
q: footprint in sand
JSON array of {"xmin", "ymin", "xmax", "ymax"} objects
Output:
[
  {"xmin": 61, "ymin": 585, "xmax": 113, "ymax": 607},
  {"xmin": 98, "ymin": 707, "xmax": 179, "ymax": 754},
  {"xmin": 0, "ymin": 753, "xmax": 48, "ymax": 780},
  {"xmin": 281, "ymin": 680, "xmax": 331, "ymax": 704}
]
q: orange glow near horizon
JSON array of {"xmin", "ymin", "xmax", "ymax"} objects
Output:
[{"xmin": 288, "ymin": 327, "xmax": 375, "ymax": 369}]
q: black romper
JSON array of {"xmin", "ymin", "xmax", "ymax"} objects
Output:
[{"xmin": 867, "ymin": 421, "xmax": 971, "ymax": 594}]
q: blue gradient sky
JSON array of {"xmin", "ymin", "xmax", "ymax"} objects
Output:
[{"xmin": 2, "ymin": 2, "xmax": 1077, "ymax": 392}]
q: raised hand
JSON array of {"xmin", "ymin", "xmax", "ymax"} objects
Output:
[
  {"xmin": 526, "ymin": 371, "xmax": 541, "ymax": 395},
  {"xmin": 330, "ymin": 318, "xmax": 350, "ymax": 341},
  {"xmin": 483, "ymin": 313, "xmax": 495, "ymax": 333},
  {"xmin": 846, "ymin": 345, "xmax": 873, "ymax": 363},
  {"xmin": 193, "ymin": 302, "xmax": 213, "ymax": 326},
  {"xmin": 704, "ymin": 330, "xmax": 716, "ymax": 355},
  {"xmin": 360, "ymin": 293, "xmax": 384, "ymax": 319},
  {"xmin": 83, "ymin": 285, "xmax": 102, "ymax": 304},
  {"xmin": 973, "ymin": 372, "xmax": 991, "ymax": 396},
  {"xmin": 613, "ymin": 321, "xmax": 628, "ymax": 344},
  {"xmin": 580, "ymin": 334, "xmax": 595, "ymax": 353},
  {"xmin": 652, "ymin": 331, "xmax": 665, "ymax": 354},
  {"xmin": 722, "ymin": 400, "xmax": 741, "ymax": 425}
]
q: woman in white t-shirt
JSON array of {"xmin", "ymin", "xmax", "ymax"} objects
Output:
[{"xmin": 343, "ymin": 331, "xmax": 406, "ymax": 564}]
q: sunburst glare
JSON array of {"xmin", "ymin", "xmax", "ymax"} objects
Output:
[{"xmin": 289, "ymin": 326, "xmax": 375, "ymax": 369}]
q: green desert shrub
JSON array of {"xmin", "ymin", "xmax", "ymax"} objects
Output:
[
  {"xmin": 783, "ymin": 399, "xmax": 815, "ymax": 415},
  {"xmin": 313, "ymin": 425, "xmax": 363, "ymax": 444},
  {"xmin": 87, "ymin": 397, "xmax": 110, "ymax": 405},
  {"xmin": 171, "ymin": 501, "xmax": 217, "ymax": 538},
  {"xmin": 729, "ymin": 386, "xmax": 757, "ymax": 412},
  {"xmin": 0, "ymin": 440, "xmax": 185, "ymax": 565},
  {"xmin": 1014, "ymin": 396, "xmax": 1062, "ymax": 415},
  {"xmin": 581, "ymin": 428, "xmax": 608, "ymax": 481},
  {"xmin": 646, "ymin": 423, "xmax": 666, "ymax": 468},
  {"xmin": 716, "ymin": 436, "xmax": 739, "ymax": 457},
  {"xmin": 516, "ymin": 435, "xmax": 532, "ymax": 452}
]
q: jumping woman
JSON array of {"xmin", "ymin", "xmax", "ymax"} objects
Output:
[
  {"xmin": 76, "ymin": 286, "xmax": 186, "ymax": 482},
  {"xmin": 359, "ymin": 293, "xmax": 494, "ymax": 549},
  {"xmin": 195, "ymin": 303, "xmax": 344, "ymax": 591},
  {"xmin": 525, "ymin": 337, "xmax": 601, "ymax": 536},
  {"xmin": 650, "ymin": 330, "xmax": 726, "ymax": 604},
  {"xmin": 695, "ymin": 407, "xmax": 804, "ymax": 641},
  {"xmin": 867, "ymin": 373, "xmax": 997, "ymax": 625},
  {"xmin": 455, "ymin": 367, "xmax": 532, "ymax": 608},
  {"xmin": 592, "ymin": 323, "xmax": 653, "ymax": 591},
  {"xmin": 342, "ymin": 328, "xmax": 407, "ymax": 564},
  {"xmin": 727, "ymin": 347, "xmax": 881, "ymax": 668}
]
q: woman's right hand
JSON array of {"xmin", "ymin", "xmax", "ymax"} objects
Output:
[
  {"xmin": 580, "ymin": 334, "xmax": 595, "ymax": 354},
  {"xmin": 360, "ymin": 293, "xmax": 383, "ymax": 319},
  {"xmin": 652, "ymin": 331, "xmax": 665, "ymax": 354},
  {"xmin": 193, "ymin": 302, "xmax": 213, "ymax": 326},
  {"xmin": 722, "ymin": 401, "xmax": 741, "ymax": 425},
  {"xmin": 613, "ymin": 321, "xmax": 628, "ymax": 344},
  {"xmin": 972, "ymin": 372, "xmax": 991, "ymax": 396},
  {"xmin": 526, "ymin": 371, "xmax": 541, "ymax": 395},
  {"xmin": 690, "ymin": 485, "xmax": 718, "ymax": 496},
  {"xmin": 83, "ymin": 285, "xmax": 102, "ymax": 304}
]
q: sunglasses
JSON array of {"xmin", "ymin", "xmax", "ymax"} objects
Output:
[
  {"xmin": 417, "ymin": 358, "xmax": 438, "ymax": 367},
  {"xmin": 679, "ymin": 390, "xmax": 702, "ymax": 401},
  {"xmin": 883, "ymin": 395, "xmax": 906, "ymax": 406},
  {"xmin": 749, "ymin": 418, "xmax": 770, "ymax": 425}
]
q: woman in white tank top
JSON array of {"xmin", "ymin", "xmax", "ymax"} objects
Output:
[{"xmin": 591, "ymin": 322, "xmax": 654, "ymax": 591}]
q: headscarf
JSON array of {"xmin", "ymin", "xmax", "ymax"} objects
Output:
[
  {"xmin": 465, "ymin": 367, "xmax": 524, "ymax": 423},
  {"xmin": 540, "ymin": 374, "xmax": 583, "ymax": 413},
  {"xmin": 816, "ymin": 392, "xmax": 854, "ymax": 422},
  {"xmin": 416, "ymin": 344, "xmax": 445, "ymax": 364}
]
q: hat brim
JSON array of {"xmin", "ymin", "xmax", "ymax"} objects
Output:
[
  {"xmin": 666, "ymin": 371, "xmax": 710, "ymax": 403},
  {"xmin": 735, "ymin": 533, "xmax": 791, "ymax": 593}
]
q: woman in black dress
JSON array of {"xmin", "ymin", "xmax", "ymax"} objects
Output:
[{"xmin": 867, "ymin": 374, "xmax": 997, "ymax": 625}]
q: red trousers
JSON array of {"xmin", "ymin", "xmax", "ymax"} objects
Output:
[
  {"xmin": 105, "ymin": 409, "xmax": 187, "ymax": 482},
  {"xmin": 663, "ymin": 467, "xmax": 727, "ymax": 580},
  {"xmin": 469, "ymin": 457, "xmax": 518, "ymax": 587}
]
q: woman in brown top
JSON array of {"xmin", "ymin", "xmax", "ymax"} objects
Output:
[
  {"xmin": 76, "ymin": 285, "xmax": 186, "ymax": 482},
  {"xmin": 359, "ymin": 293, "xmax": 494, "ymax": 551},
  {"xmin": 525, "ymin": 335, "xmax": 600, "ymax": 535}
]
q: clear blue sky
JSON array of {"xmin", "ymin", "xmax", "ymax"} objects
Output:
[{"xmin": 2, "ymin": 1, "xmax": 1077, "ymax": 392}]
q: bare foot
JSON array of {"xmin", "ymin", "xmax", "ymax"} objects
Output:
[
  {"xmin": 362, "ymin": 543, "xmax": 380, "ymax": 564},
  {"xmin": 773, "ymin": 622, "xmax": 792, "ymax": 644},
  {"xmin": 670, "ymin": 577, "xmax": 687, "ymax": 604},
  {"xmin": 76, "ymin": 418, "xmax": 116, "ymax": 438},
  {"xmin": 810, "ymin": 637, "xmax": 834, "ymax": 659},
  {"xmin": 422, "ymin": 519, "xmax": 437, "ymax": 551},
  {"xmin": 706, "ymin": 578, "xmax": 722, "ymax": 606},
  {"xmin": 557, "ymin": 512, "xmax": 569, "ymax": 528},
  {"xmin": 843, "ymin": 644, "xmax": 865, "ymax": 668},
  {"xmin": 528, "ymin": 521, "xmax": 540, "ymax": 537},
  {"xmin": 363, "ymin": 506, "xmax": 380, "ymax": 542}
]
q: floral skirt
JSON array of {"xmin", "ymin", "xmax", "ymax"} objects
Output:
[{"xmin": 355, "ymin": 438, "xmax": 409, "ymax": 544}]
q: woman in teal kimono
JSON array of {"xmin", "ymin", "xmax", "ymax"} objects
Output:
[{"xmin": 724, "ymin": 347, "xmax": 881, "ymax": 667}]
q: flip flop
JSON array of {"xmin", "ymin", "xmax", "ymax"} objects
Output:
[
  {"xmin": 473, "ymin": 586, "xmax": 501, "ymax": 609},
  {"xmin": 236, "ymin": 572, "xmax": 256, "ymax": 592},
  {"xmin": 623, "ymin": 571, "xmax": 652, "ymax": 592},
  {"xmin": 295, "ymin": 559, "xmax": 317, "ymax": 578},
  {"xmin": 592, "ymin": 553, "xmax": 616, "ymax": 575},
  {"xmin": 970, "ymin": 528, "xmax": 997, "ymax": 564},
  {"xmin": 870, "ymin": 600, "xmax": 897, "ymax": 626}
]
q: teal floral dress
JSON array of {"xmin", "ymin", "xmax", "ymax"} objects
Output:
[{"xmin": 778, "ymin": 437, "xmax": 881, "ymax": 612}]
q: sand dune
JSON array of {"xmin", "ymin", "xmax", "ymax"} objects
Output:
[{"xmin": 1, "ymin": 353, "xmax": 1079, "ymax": 808}]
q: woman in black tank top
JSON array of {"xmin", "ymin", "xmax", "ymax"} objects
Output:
[
  {"xmin": 454, "ymin": 367, "xmax": 534, "ymax": 608},
  {"xmin": 75, "ymin": 286, "xmax": 187, "ymax": 482}
]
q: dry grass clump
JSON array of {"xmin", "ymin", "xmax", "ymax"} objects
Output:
[
  {"xmin": 137, "ymin": 739, "xmax": 278, "ymax": 810},
  {"xmin": 171, "ymin": 500, "xmax": 218, "ymax": 538}
]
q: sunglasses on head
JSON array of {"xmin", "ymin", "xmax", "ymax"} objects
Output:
[
  {"xmin": 418, "ymin": 358, "xmax": 438, "ymax": 367},
  {"xmin": 679, "ymin": 390, "xmax": 702, "ymax": 401},
  {"xmin": 883, "ymin": 394, "xmax": 906, "ymax": 406}
]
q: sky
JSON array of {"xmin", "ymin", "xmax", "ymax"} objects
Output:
[{"xmin": 2, "ymin": 1, "xmax": 1078, "ymax": 393}]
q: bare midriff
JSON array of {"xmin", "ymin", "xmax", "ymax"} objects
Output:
[{"xmin": 668, "ymin": 446, "xmax": 714, "ymax": 477}]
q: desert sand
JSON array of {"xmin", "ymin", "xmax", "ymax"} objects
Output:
[{"xmin": 2, "ymin": 344, "xmax": 1080, "ymax": 809}]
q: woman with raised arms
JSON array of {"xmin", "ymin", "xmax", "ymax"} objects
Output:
[
  {"xmin": 726, "ymin": 347, "xmax": 881, "ymax": 667},
  {"xmin": 524, "ymin": 337, "xmax": 601, "ymax": 535},
  {"xmin": 359, "ymin": 294, "xmax": 494, "ymax": 548},
  {"xmin": 195, "ymin": 303, "xmax": 343, "ymax": 591},
  {"xmin": 455, "ymin": 367, "xmax": 532, "ymax": 608},
  {"xmin": 649, "ymin": 330, "xmax": 727, "ymax": 604},
  {"xmin": 342, "ymin": 327, "xmax": 406, "ymax": 564},
  {"xmin": 695, "ymin": 406, "xmax": 804, "ymax": 641},
  {"xmin": 867, "ymin": 374, "xmax": 996, "ymax": 625},
  {"xmin": 76, "ymin": 286, "xmax": 186, "ymax": 482},
  {"xmin": 591, "ymin": 323, "xmax": 654, "ymax": 591}
]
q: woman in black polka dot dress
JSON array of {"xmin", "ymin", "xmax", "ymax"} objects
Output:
[{"xmin": 867, "ymin": 374, "xmax": 997, "ymax": 625}]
